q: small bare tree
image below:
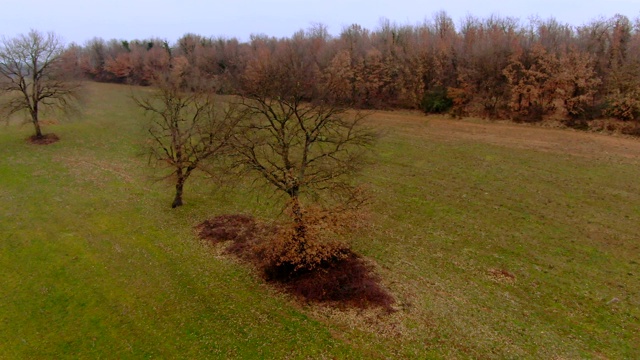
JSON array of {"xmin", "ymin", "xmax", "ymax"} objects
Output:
[
  {"xmin": 0, "ymin": 30, "xmax": 81, "ymax": 140},
  {"xmin": 134, "ymin": 56, "xmax": 238, "ymax": 208}
]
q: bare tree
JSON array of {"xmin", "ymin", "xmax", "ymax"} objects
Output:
[
  {"xmin": 232, "ymin": 40, "xmax": 377, "ymax": 268},
  {"xmin": 0, "ymin": 30, "xmax": 81, "ymax": 140},
  {"xmin": 233, "ymin": 94, "xmax": 376, "ymax": 270},
  {"xmin": 134, "ymin": 56, "xmax": 238, "ymax": 208},
  {"xmin": 233, "ymin": 95, "xmax": 375, "ymax": 208}
]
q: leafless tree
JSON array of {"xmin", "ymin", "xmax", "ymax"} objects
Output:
[
  {"xmin": 233, "ymin": 95, "xmax": 375, "ymax": 206},
  {"xmin": 0, "ymin": 30, "xmax": 81, "ymax": 140},
  {"xmin": 233, "ymin": 40, "xmax": 377, "ymax": 246},
  {"xmin": 231, "ymin": 90, "xmax": 376, "ymax": 270},
  {"xmin": 134, "ymin": 56, "xmax": 238, "ymax": 208}
]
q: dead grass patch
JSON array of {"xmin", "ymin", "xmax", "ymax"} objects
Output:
[
  {"xmin": 53, "ymin": 155, "xmax": 138, "ymax": 186},
  {"xmin": 584, "ymin": 119, "xmax": 640, "ymax": 137},
  {"xmin": 487, "ymin": 268, "xmax": 516, "ymax": 284},
  {"xmin": 196, "ymin": 214, "xmax": 257, "ymax": 243},
  {"xmin": 368, "ymin": 112, "xmax": 640, "ymax": 162}
]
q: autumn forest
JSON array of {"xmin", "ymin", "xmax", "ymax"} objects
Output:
[{"xmin": 65, "ymin": 12, "xmax": 640, "ymax": 130}]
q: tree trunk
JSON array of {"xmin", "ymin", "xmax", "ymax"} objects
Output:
[
  {"xmin": 290, "ymin": 195, "xmax": 306, "ymax": 245},
  {"xmin": 33, "ymin": 119, "xmax": 43, "ymax": 139},
  {"xmin": 32, "ymin": 107, "xmax": 43, "ymax": 139},
  {"xmin": 172, "ymin": 176, "xmax": 185, "ymax": 208},
  {"xmin": 32, "ymin": 67, "xmax": 43, "ymax": 139}
]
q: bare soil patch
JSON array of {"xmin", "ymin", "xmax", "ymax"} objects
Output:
[
  {"xmin": 27, "ymin": 133, "xmax": 59, "ymax": 145},
  {"xmin": 197, "ymin": 214, "xmax": 394, "ymax": 310}
]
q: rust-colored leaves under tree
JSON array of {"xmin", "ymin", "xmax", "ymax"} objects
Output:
[{"xmin": 197, "ymin": 213, "xmax": 394, "ymax": 310}]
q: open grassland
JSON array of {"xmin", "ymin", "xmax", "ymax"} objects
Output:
[{"xmin": 1, "ymin": 82, "xmax": 639, "ymax": 358}]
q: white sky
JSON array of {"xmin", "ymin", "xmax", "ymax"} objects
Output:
[{"xmin": 1, "ymin": 0, "xmax": 639, "ymax": 45}]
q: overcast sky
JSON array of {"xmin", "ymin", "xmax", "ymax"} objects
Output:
[{"xmin": 1, "ymin": 0, "xmax": 639, "ymax": 45}]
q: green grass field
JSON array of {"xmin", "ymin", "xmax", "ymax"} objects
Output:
[{"xmin": 1, "ymin": 82, "xmax": 639, "ymax": 358}]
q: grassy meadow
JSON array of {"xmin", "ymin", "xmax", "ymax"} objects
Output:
[{"xmin": 1, "ymin": 82, "xmax": 639, "ymax": 358}]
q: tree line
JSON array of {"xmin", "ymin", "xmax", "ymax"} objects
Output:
[{"xmin": 65, "ymin": 12, "xmax": 640, "ymax": 124}]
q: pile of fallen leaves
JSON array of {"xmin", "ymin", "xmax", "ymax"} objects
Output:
[{"xmin": 196, "ymin": 213, "xmax": 394, "ymax": 310}]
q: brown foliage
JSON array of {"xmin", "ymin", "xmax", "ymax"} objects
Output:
[
  {"xmin": 447, "ymin": 85, "xmax": 473, "ymax": 118},
  {"xmin": 503, "ymin": 45, "xmax": 558, "ymax": 122},
  {"xmin": 196, "ymin": 211, "xmax": 393, "ymax": 310},
  {"xmin": 73, "ymin": 13, "xmax": 640, "ymax": 126},
  {"xmin": 324, "ymin": 49, "xmax": 357, "ymax": 105},
  {"xmin": 255, "ymin": 201, "xmax": 356, "ymax": 274},
  {"xmin": 196, "ymin": 214, "xmax": 256, "ymax": 243},
  {"xmin": 606, "ymin": 91, "xmax": 640, "ymax": 121},
  {"xmin": 556, "ymin": 50, "xmax": 601, "ymax": 119}
]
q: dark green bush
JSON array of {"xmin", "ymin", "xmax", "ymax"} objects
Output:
[{"xmin": 421, "ymin": 87, "xmax": 453, "ymax": 114}]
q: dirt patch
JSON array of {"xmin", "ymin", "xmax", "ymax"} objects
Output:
[
  {"xmin": 27, "ymin": 133, "xmax": 59, "ymax": 145},
  {"xmin": 197, "ymin": 214, "xmax": 394, "ymax": 310},
  {"xmin": 196, "ymin": 214, "xmax": 257, "ymax": 243}
]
